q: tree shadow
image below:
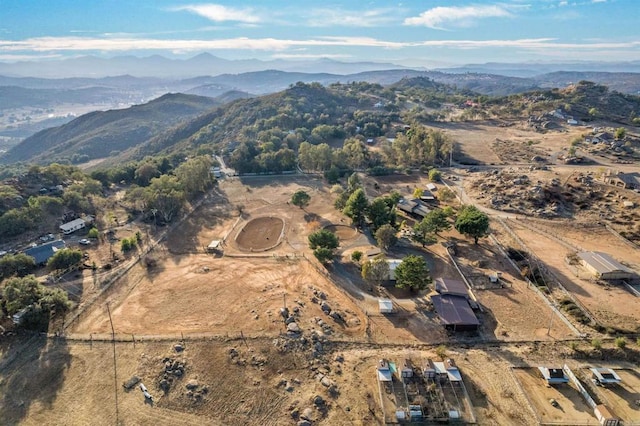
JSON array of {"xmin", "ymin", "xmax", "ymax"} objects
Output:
[{"xmin": 0, "ymin": 334, "xmax": 71, "ymax": 425}]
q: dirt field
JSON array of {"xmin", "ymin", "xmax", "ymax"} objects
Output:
[
  {"xmin": 587, "ymin": 368, "xmax": 640, "ymax": 424},
  {"xmin": 450, "ymin": 235, "xmax": 575, "ymax": 341},
  {"xmin": 501, "ymin": 218, "xmax": 640, "ymax": 332},
  {"xmin": 235, "ymin": 216, "xmax": 284, "ymax": 251},
  {"xmin": 513, "ymin": 368, "xmax": 597, "ymax": 425},
  {"xmin": 72, "ymin": 256, "xmax": 366, "ymax": 338},
  {"xmin": 0, "ymin": 337, "xmax": 548, "ymax": 426}
]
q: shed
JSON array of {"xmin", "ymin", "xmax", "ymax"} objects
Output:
[
  {"xmin": 431, "ymin": 294, "xmax": 479, "ymax": 331},
  {"xmin": 401, "ymin": 359, "xmax": 414, "ymax": 378},
  {"xmin": 538, "ymin": 366, "xmax": 569, "ymax": 384},
  {"xmin": 207, "ymin": 240, "xmax": 222, "ymax": 252},
  {"xmin": 408, "ymin": 405, "xmax": 423, "ymax": 420},
  {"xmin": 423, "ymin": 359, "xmax": 436, "ymax": 379},
  {"xmin": 59, "ymin": 218, "xmax": 86, "ymax": 235},
  {"xmin": 377, "ymin": 359, "xmax": 392, "ymax": 382},
  {"xmin": 433, "ymin": 360, "xmax": 462, "ymax": 383},
  {"xmin": 24, "ymin": 239, "xmax": 65, "ymax": 265},
  {"xmin": 435, "ymin": 277, "xmax": 469, "ymax": 298},
  {"xmin": 420, "ymin": 190, "xmax": 436, "ymax": 202},
  {"xmin": 387, "ymin": 259, "xmax": 403, "ymax": 280},
  {"xmin": 378, "ymin": 298, "xmax": 394, "ymax": 314},
  {"xmin": 567, "ymin": 119, "xmax": 578, "ymax": 125},
  {"xmin": 577, "ymin": 251, "xmax": 634, "ymax": 280},
  {"xmin": 591, "ymin": 368, "xmax": 622, "ymax": 386},
  {"xmin": 426, "ymin": 183, "xmax": 437, "ymax": 191}
]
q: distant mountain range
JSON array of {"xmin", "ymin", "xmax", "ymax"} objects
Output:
[
  {"xmin": 0, "ymin": 93, "xmax": 227, "ymax": 165},
  {"xmin": 0, "ymin": 53, "xmax": 411, "ymax": 79}
]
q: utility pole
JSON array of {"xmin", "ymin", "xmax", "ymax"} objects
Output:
[{"xmin": 106, "ymin": 303, "xmax": 119, "ymax": 424}]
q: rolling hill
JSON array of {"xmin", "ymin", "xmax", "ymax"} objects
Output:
[{"xmin": 0, "ymin": 93, "xmax": 222, "ymax": 165}]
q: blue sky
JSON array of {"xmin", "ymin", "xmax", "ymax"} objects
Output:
[{"xmin": 1, "ymin": 0, "xmax": 639, "ymax": 66}]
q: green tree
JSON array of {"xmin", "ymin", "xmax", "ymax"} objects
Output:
[
  {"xmin": 343, "ymin": 188, "xmax": 369, "ymax": 227},
  {"xmin": 144, "ymin": 175, "xmax": 185, "ymax": 223},
  {"xmin": 454, "ymin": 205, "xmax": 489, "ymax": 244},
  {"xmin": 351, "ymin": 250, "xmax": 363, "ymax": 263},
  {"xmin": 174, "ymin": 155, "xmax": 214, "ymax": 198},
  {"xmin": 0, "ymin": 253, "xmax": 36, "ymax": 279},
  {"xmin": 313, "ymin": 247, "xmax": 335, "ymax": 264},
  {"xmin": 47, "ymin": 248, "xmax": 83, "ymax": 271},
  {"xmin": 1, "ymin": 275, "xmax": 71, "ymax": 330},
  {"xmin": 428, "ymin": 169, "xmax": 442, "ymax": 182},
  {"xmin": 412, "ymin": 188, "xmax": 424, "ymax": 199},
  {"xmin": 412, "ymin": 220, "xmax": 437, "ymax": 247},
  {"xmin": 394, "ymin": 255, "xmax": 432, "ymax": 291},
  {"xmin": 291, "ymin": 190, "xmax": 311, "ymax": 209},
  {"xmin": 422, "ymin": 209, "xmax": 451, "ymax": 236},
  {"xmin": 375, "ymin": 224, "xmax": 398, "ymax": 251},
  {"xmin": 121, "ymin": 237, "xmax": 137, "ymax": 253},
  {"xmin": 361, "ymin": 257, "xmax": 390, "ymax": 286},
  {"xmin": 367, "ymin": 196, "xmax": 396, "ymax": 231},
  {"xmin": 134, "ymin": 162, "xmax": 160, "ymax": 187},
  {"xmin": 308, "ymin": 229, "xmax": 339, "ymax": 250},
  {"xmin": 614, "ymin": 127, "xmax": 627, "ymax": 140},
  {"xmin": 588, "ymin": 107, "xmax": 599, "ymax": 118}
]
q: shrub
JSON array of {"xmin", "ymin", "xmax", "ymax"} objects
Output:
[
  {"xmin": 351, "ymin": 250, "xmax": 363, "ymax": 263},
  {"xmin": 435, "ymin": 345, "xmax": 447, "ymax": 360},
  {"xmin": 591, "ymin": 338, "xmax": 602, "ymax": 350},
  {"xmin": 615, "ymin": 337, "xmax": 627, "ymax": 349},
  {"xmin": 569, "ymin": 341, "xmax": 579, "ymax": 351},
  {"xmin": 87, "ymin": 227, "xmax": 99, "ymax": 239}
]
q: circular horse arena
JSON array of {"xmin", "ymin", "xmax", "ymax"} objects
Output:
[{"xmin": 236, "ymin": 216, "xmax": 285, "ymax": 251}]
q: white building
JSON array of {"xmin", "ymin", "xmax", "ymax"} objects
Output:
[{"xmin": 59, "ymin": 218, "xmax": 86, "ymax": 235}]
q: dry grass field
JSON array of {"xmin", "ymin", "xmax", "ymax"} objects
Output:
[{"xmin": 3, "ymin": 119, "xmax": 640, "ymax": 425}]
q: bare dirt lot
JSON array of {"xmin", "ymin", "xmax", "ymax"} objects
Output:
[
  {"xmin": 587, "ymin": 368, "xmax": 640, "ymax": 424},
  {"xmin": 500, "ymin": 218, "xmax": 640, "ymax": 332},
  {"xmin": 513, "ymin": 368, "xmax": 597, "ymax": 425},
  {"xmin": 72, "ymin": 256, "xmax": 366, "ymax": 338}
]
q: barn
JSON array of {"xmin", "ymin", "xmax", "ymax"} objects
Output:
[
  {"xmin": 577, "ymin": 251, "xmax": 635, "ymax": 280},
  {"xmin": 431, "ymin": 294, "xmax": 479, "ymax": 332}
]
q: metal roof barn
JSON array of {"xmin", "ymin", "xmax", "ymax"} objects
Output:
[{"xmin": 431, "ymin": 294, "xmax": 479, "ymax": 331}]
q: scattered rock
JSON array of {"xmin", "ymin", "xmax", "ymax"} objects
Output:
[
  {"xmin": 280, "ymin": 307, "xmax": 289, "ymax": 319},
  {"xmin": 321, "ymin": 376, "xmax": 332, "ymax": 387},
  {"xmin": 287, "ymin": 322, "xmax": 301, "ymax": 333},
  {"xmin": 320, "ymin": 302, "xmax": 331, "ymax": 314},
  {"xmin": 313, "ymin": 395, "xmax": 325, "ymax": 407},
  {"xmin": 174, "ymin": 344, "xmax": 184, "ymax": 352},
  {"xmin": 291, "ymin": 408, "xmax": 300, "ymax": 419},
  {"xmin": 301, "ymin": 407, "xmax": 314, "ymax": 421},
  {"xmin": 297, "ymin": 421, "xmax": 311, "ymax": 426},
  {"xmin": 286, "ymin": 315, "xmax": 297, "ymax": 325},
  {"xmin": 334, "ymin": 354, "xmax": 344, "ymax": 363},
  {"xmin": 186, "ymin": 379, "xmax": 199, "ymax": 390}
]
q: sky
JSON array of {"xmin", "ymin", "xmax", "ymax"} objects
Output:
[{"xmin": 1, "ymin": 0, "xmax": 639, "ymax": 66}]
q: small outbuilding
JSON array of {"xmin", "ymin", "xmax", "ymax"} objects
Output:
[
  {"xmin": 387, "ymin": 259, "xmax": 403, "ymax": 281},
  {"xmin": 206, "ymin": 240, "xmax": 222, "ymax": 253},
  {"xmin": 378, "ymin": 298, "xmax": 394, "ymax": 314},
  {"xmin": 591, "ymin": 368, "xmax": 622, "ymax": 386},
  {"xmin": 401, "ymin": 359, "xmax": 414, "ymax": 378},
  {"xmin": 538, "ymin": 366, "xmax": 569, "ymax": 385},
  {"xmin": 397, "ymin": 198, "xmax": 431, "ymax": 219},
  {"xmin": 377, "ymin": 359, "xmax": 392, "ymax": 382},
  {"xmin": 577, "ymin": 251, "xmax": 635, "ymax": 280}
]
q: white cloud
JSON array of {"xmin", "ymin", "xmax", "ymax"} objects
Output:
[
  {"xmin": 306, "ymin": 8, "xmax": 399, "ymax": 27},
  {"xmin": 404, "ymin": 5, "xmax": 512, "ymax": 29},
  {"xmin": 173, "ymin": 4, "xmax": 261, "ymax": 24},
  {"xmin": 592, "ymin": 0, "xmax": 607, "ymax": 3},
  {"xmin": 1, "ymin": 36, "xmax": 639, "ymax": 55}
]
